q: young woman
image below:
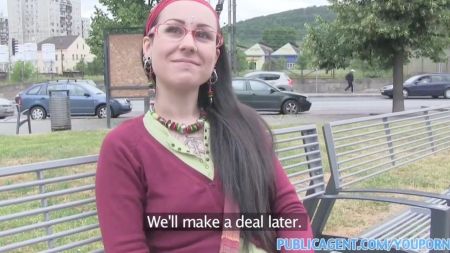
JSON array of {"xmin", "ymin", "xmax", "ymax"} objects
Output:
[{"xmin": 95, "ymin": 0, "xmax": 313, "ymax": 252}]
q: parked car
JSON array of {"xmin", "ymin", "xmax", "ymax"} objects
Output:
[
  {"xmin": 52, "ymin": 79, "xmax": 98, "ymax": 87},
  {"xmin": 0, "ymin": 97, "xmax": 15, "ymax": 119},
  {"xmin": 232, "ymin": 78, "xmax": 311, "ymax": 114},
  {"xmin": 381, "ymin": 73, "xmax": 450, "ymax": 99},
  {"xmin": 15, "ymin": 80, "xmax": 132, "ymax": 120},
  {"xmin": 244, "ymin": 71, "xmax": 294, "ymax": 91}
]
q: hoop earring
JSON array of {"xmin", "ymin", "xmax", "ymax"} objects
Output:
[
  {"xmin": 143, "ymin": 56, "xmax": 153, "ymax": 80},
  {"xmin": 208, "ymin": 69, "xmax": 218, "ymax": 105}
]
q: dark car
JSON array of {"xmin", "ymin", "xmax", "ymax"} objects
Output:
[
  {"xmin": 381, "ymin": 73, "xmax": 450, "ymax": 99},
  {"xmin": 15, "ymin": 80, "xmax": 132, "ymax": 120},
  {"xmin": 232, "ymin": 78, "xmax": 311, "ymax": 114}
]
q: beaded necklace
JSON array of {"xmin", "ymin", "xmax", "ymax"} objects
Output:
[{"xmin": 150, "ymin": 105, "xmax": 207, "ymax": 135}]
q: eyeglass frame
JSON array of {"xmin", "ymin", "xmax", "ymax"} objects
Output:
[{"xmin": 147, "ymin": 22, "xmax": 224, "ymax": 48}]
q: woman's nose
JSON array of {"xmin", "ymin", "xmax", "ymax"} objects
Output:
[{"xmin": 179, "ymin": 32, "xmax": 198, "ymax": 53}]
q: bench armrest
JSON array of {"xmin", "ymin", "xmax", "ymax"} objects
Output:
[{"xmin": 340, "ymin": 189, "xmax": 450, "ymax": 204}]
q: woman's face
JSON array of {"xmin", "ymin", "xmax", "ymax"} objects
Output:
[{"xmin": 143, "ymin": 1, "xmax": 220, "ymax": 91}]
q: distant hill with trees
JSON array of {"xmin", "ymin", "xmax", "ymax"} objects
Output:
[{"xmin": 228, "ymin": 6, "xmax": 336, "ymax": 48}]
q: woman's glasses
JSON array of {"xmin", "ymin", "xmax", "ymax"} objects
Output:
[{"xmin": 149, "ymin": 23, "xmax": 223, "ymax": 48}]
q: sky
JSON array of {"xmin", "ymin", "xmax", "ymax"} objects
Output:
[{"xmin": 0, "ymin": 0, "xmax": 329, "ymax": 23}]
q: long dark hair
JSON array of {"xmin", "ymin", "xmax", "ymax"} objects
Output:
[
  {"xmin": 201, "ymin": 44, "xmax": 277, "ymax": 252},
  {"xmin": 142, "ymin": 36, "xmax": 277, "ymax": 252}
]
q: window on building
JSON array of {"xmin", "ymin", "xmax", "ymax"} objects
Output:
[
  {"xmin": 76, "ymin": 54, "xmax": 78, "ymax": 60},
  {"xmin": 287, "ymin": 63, "xmax": 295, "ymax": 70},
  {"xmin": 55, "ymin": 55, "xmax": 58, "ymax": 61},
  {"xmin": 72, "ymin": 54, "xmax": 74, "ymax": 60},
  {"xmin": 83, "ymin": 44, "xmax": 84, "ymax": 50},
  {"xmin": 56, "ymin": 67, "xmax": 58, "ymax": 72},
  {"xmin": 77, "ymin": 44, "xmax": 78, "ymax": 49}
]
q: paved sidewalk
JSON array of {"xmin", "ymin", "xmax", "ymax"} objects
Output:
[{"xmin": 302, "ymin": 92, "xmax": 380, "ymax": 97}]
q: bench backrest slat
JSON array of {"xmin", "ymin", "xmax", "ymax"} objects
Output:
[
  {"xmin": 0, "ymin": 156, "xmax": 101, "ymax": 252},
  {"xmin": 273, "ymin": 125, "xmax": 326, "ymax": 200}
]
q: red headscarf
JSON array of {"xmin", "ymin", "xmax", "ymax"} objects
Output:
[{"xmin": 145, "ymin": 0, "xmax": 220, "ymax": 36}]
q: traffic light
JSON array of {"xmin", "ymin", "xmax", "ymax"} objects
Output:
[{"xmin": 11, "ymin": 38, "xmax": 16, "ymax": 55}]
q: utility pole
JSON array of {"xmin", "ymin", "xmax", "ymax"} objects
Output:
[
  {"xmin": 232, "ymin": 0, "xmax": 237, "ymax": 74},
  {"xmin": 227, "ymin": 0, "xmax": 237, "ymax": 75},
  {"xmin": 228, "ymin": 0, "xmax": 233, "ymax": 72}
]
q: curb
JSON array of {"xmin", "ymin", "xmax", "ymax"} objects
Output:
[{"xmin": 302, "ymin": 93, "xmax": 381, "ymax": 98}]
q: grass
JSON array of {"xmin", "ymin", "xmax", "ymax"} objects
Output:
[
  {"xmin": 0, "ymin": 130, "xmax": 108, "ymax": 167},
  {"xmin": 0, "ymin": 124, "xmax": 449, "ymax": 251}
]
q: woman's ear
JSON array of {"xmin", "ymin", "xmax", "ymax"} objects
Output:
[
  {"xmin": 143, "ymin": 36, "xmax": 153, "ymax": 56},
  {"xmin": 215, "ymin": 48, "xmax": 220, "ymax": 63}
]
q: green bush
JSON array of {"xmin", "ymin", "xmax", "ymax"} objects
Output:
[
  {"xmin": 10, "ymin": 61, "xmax": 37, "ymax": 82},
  {"xmin": 75, "ymin": 57, "xmax": 104, "ymax": 76}
]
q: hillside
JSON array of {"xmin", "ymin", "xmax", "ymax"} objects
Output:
[{"xmin": 228, "ymin": 5, "xmax": 335, "ymax": 48}]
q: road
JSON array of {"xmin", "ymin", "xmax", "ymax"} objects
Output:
[
  {"xmin": 1, "ymin": 96, "xmax": 449, "ymax": 135},
  {"xmin": 310, "ymin": 96, "xmax": 450, "ymax": 115}
]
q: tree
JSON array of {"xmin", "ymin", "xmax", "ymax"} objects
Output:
[
  {"xmin": 261, "ymin": 27, "xmax": 298, "ymax": 50},
  {"xmin": 86, "ymin": 0, "xmax": 160, "ymax": 60},
  {"xmin": 296, "ymin": 52, "xmax": 311, "ymax": 83},
  {"xmin": 86, "ymin": 58, "xmax": 104, "ymax": 76},
  {"xmin": 306, "ymin": 1, "xmax": 450, "ymax": 112},
  {"xmin": 303, "ymin": 17, "xmax": 352, "ymax": 71},
  {"xmin": 11, "ymin": 61, "xmax": 36, "ymax": 82},
  {"xmin": 75, "ymin": 58, "xmax": 87, "ymax": 74},
  {"xmin": 236, "ymin": 50, "xmax": 248, "ymax": 73}
]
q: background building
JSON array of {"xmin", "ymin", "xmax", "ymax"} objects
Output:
[
  {"xmin": 37, "ymin": 35, "xmax": 95, "ymax": 74},
  {"xmin": 404, "ymin": 49, "xmax": 450, "ymax": 77},
  {"xmin": 7, "ymin": 0, "xmax": 82, "ymax": 45},
  {"xmin": 0, "ymin": 14, "xmax": 8, "ymax": 45},
  {"xmin": 81, "ymin": 18, "xmax": 91, "ymax": 39},
  {"xmin": 271, "ymin": 43, "xmax": 300, "ymax": 70},
  {"xmin": 244, "ymin": 43, "xmax": 273, "ymax": 70}
]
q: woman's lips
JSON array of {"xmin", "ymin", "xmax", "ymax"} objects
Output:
[{"xmin": 172, "ymin": 59, "xmax": 200, "ymax": 66}]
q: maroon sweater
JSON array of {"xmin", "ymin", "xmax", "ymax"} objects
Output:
[{"xmin": 96, "ymin": 116, "xmax": 313, "ymax": 253}]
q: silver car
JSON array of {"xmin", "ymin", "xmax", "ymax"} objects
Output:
[
  {"xmin": 244, "ymin": 71, "xmax": 294, "ymax": 91},
  {"xmin": 0, "ymin": 98, "xmax": 15, "ymax": 119}
]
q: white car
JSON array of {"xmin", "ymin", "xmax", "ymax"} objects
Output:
[
  {"xmin": 0, "ymin": 98, "xmax": 15, "ymax": 119},
  {"xmin": 244, "ymin": 71, "xmax": 294, "ymax": 91}
]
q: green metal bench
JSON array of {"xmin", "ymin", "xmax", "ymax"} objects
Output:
[
  {"xmin": 0, "ymin": 124, "xmax": 328, "ymax": 252},
  {"xmin": 313, "ymin": 105, "xmax": 450, "ymax": 253}
]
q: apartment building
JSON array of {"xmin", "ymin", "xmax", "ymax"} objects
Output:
[
  {"xmin": 7, "ymin": 0, "xmax": 82, "ymax": 45},
  {"xmin": 37, "ymin": 35, "xmax": 95, "ymax": 74},
  {"xmin": 81, "ymin": 18, "xmax": 91, "ymax": 39},
  {"xmin": 0, "ymin": 14, "xmax": 8, "ymax": 45}
]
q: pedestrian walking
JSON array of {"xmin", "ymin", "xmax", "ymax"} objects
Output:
[{"xmin": 345, "ymin": 69, "xmax": 355, "ymax": 93}]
